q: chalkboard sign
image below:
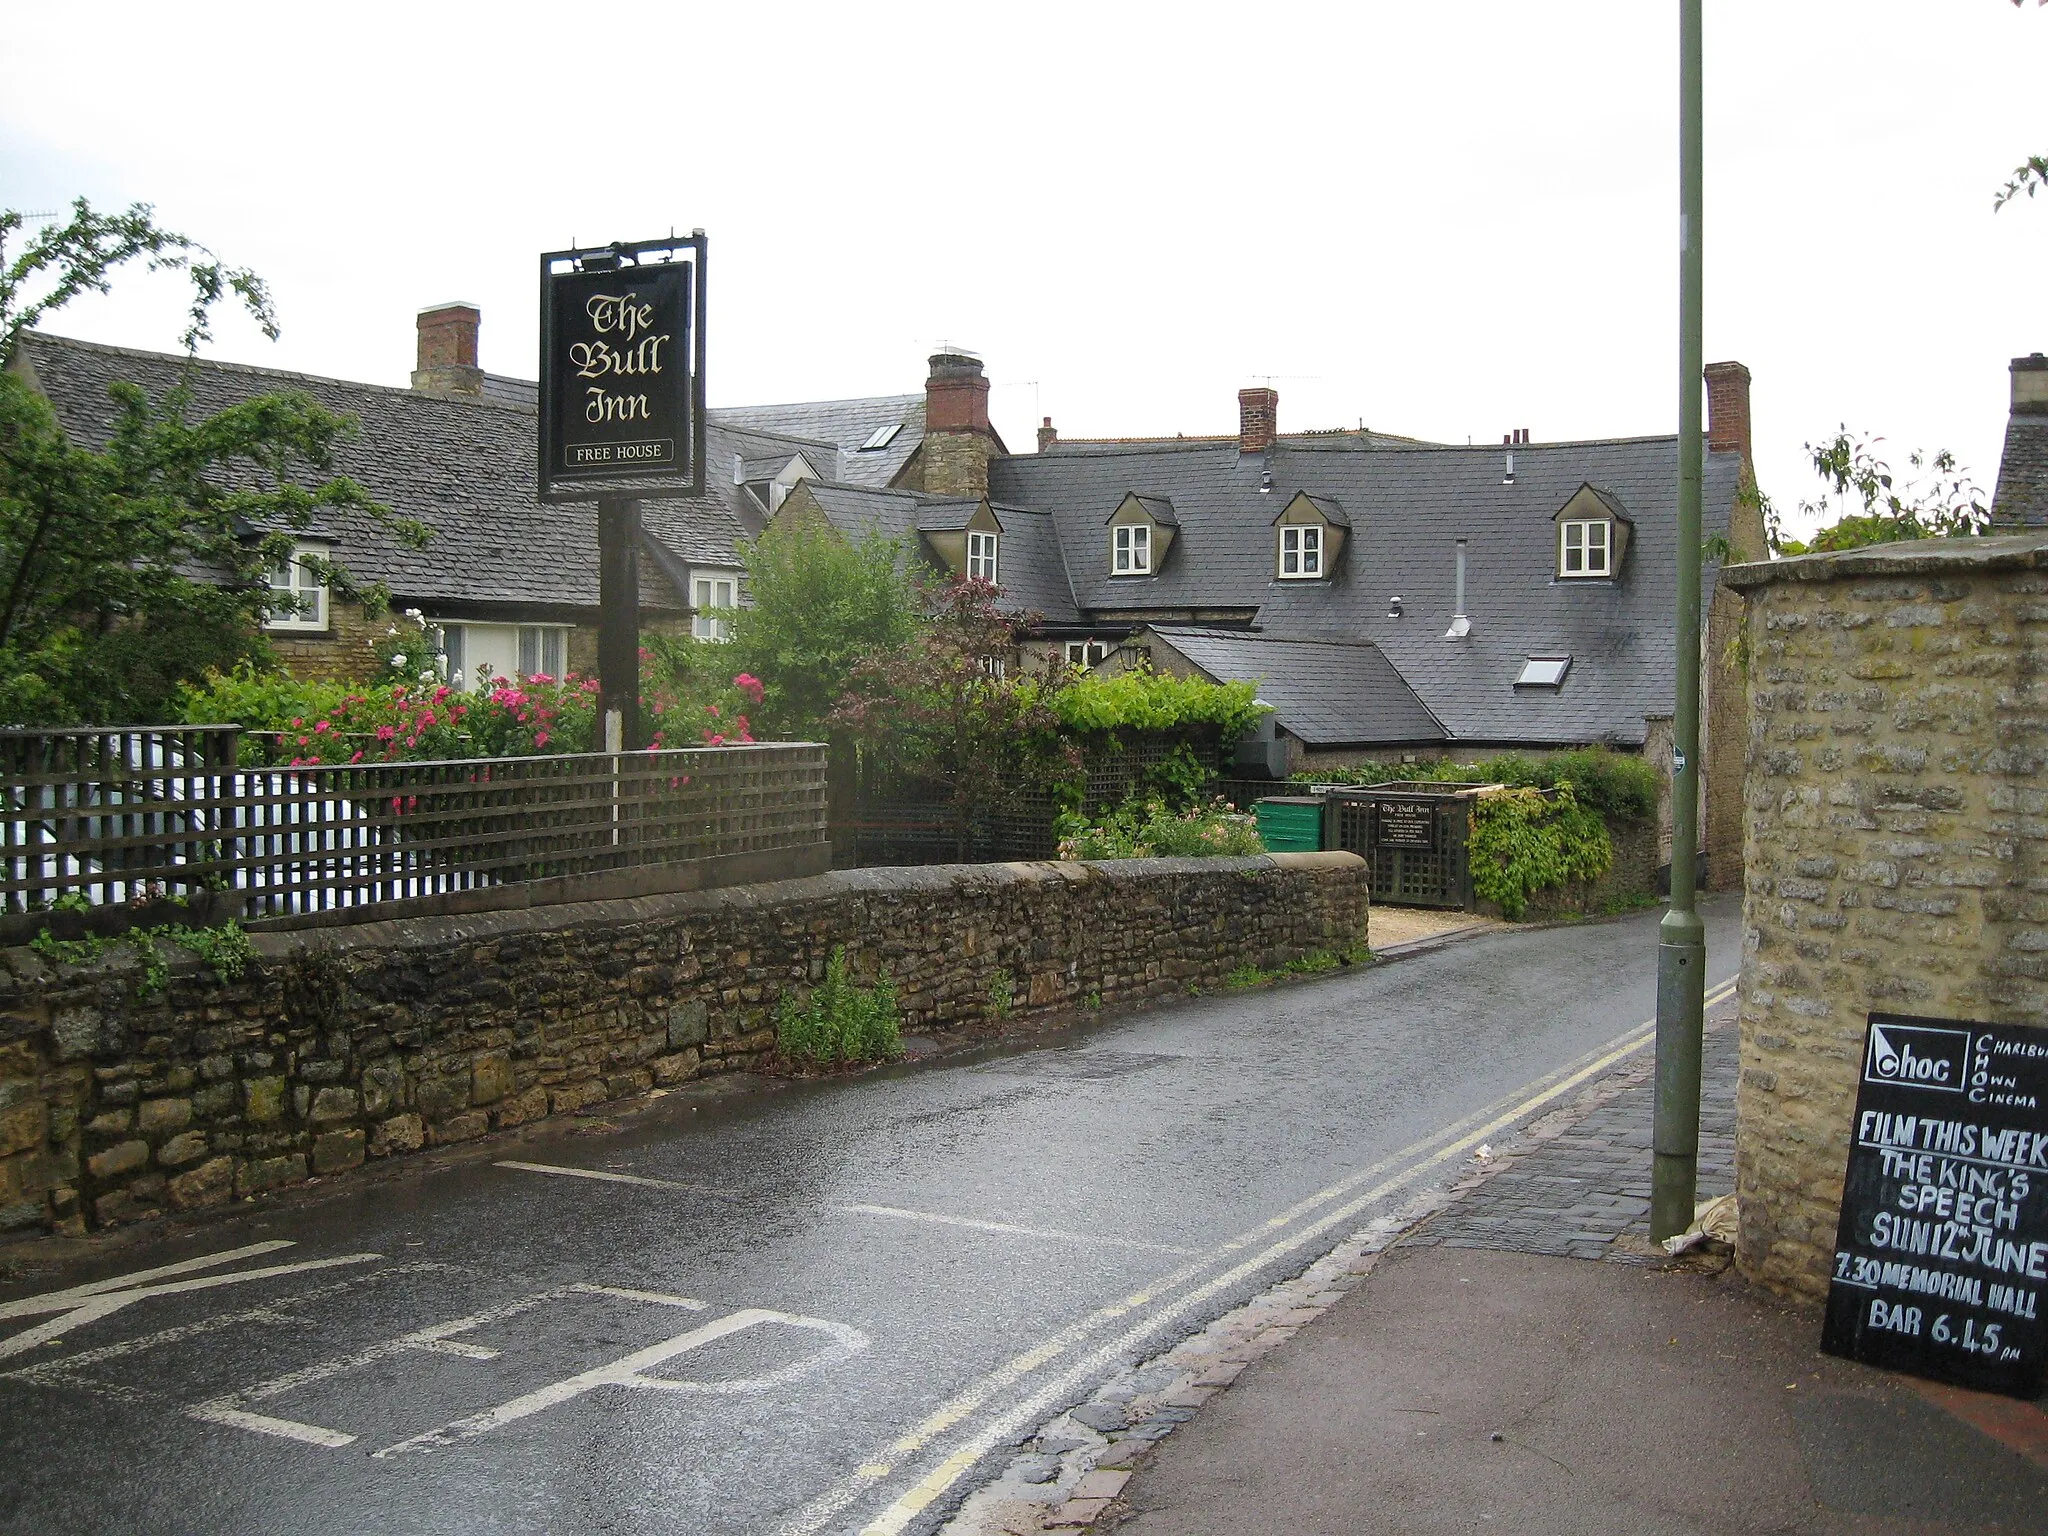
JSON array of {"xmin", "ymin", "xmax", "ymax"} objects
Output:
[
  {"xmin": 1376, "ymin": 800, "xmax": 1436, "ymax": 851},
  {"xmin": 1823, "ymin": 1012, "xmax": 2048, "ymax": 1399}
]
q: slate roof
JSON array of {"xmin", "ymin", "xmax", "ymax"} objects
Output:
[
  {"xmin": 16, "ymin": 331, "xmax": 722, "ymax": 615},
  {"xmin": 788, "ymin": 483, "xmax": 1080, "ymax": 624},
  {"xmin": 709, "ymin": 394, "xmax": 924, "ymax": 489},
  {"xmin": 1993, "ymin": 415, "xmax": 2048, "ymax": 528},
  {"xmin": 1147, "ymin": 628, "xmax": 1445, "ymax": 745},
  {"xmin": 991, "ymin": 432, "xmax": 1746, "ymax": 747}
]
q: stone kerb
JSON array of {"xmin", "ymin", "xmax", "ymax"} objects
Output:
[
  {"xmin": 0, "ymin": 852, "xmax": 1367, "ymax": 1236},
  {"xmin": 1722, "ymin": 534, "xmax": 2048, "ymax": 1299}
]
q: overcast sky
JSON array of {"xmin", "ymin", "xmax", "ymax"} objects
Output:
[{"xmin": 4, "ymin": 2, "xmax": 2042, "ymax": 538}]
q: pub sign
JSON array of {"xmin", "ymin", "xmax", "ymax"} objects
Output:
[{"xmin": 538, "ymin": 235, "xmax": 706, "ymax": 501}]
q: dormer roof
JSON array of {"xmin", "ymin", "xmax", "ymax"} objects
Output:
[
  {"xmin": 1273, "ymin": 491, "xmax": 1349, "ymax": 528},
  {"xmin": 1107, "ymin": 493, "xmax": 1178, "ymax": 527}
]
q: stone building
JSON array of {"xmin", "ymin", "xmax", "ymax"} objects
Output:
[
  {"xmin": 10, "ymin": 307, "xmax": 952, "ymax": 689},
  {"xmin": 781, "ymin": 353, "xmax": 1759, "ymax": 886},
  {"xmin": 1723, "ymin": 532, "xmax": 2048, "ymax": 1299},
  {"xmin": 1992, "ymin": 351, "xmax": 2048, "ymax": 528}
]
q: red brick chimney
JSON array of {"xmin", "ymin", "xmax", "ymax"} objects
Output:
[
  {"xmin": 921, "ymin": 350, "xmax": 996, "ymax": 496},
  {"xmin": 1239, "ymin": 387, "xmax": 1278, "ymax": 455},
  {"xmin": 1037, "ymin": 416, "xmax": 1058, "ymax": 453},
  {"xmin": 1704, "ymin": 361, "xmax": 1752, "ymax": 475},
  {"xmin": 413, "ymin": 303, "xmax": 483, "ymax": 396}
]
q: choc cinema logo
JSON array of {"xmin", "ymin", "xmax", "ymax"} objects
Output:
[{"xmin": 1865, "ymin": 1020, "xmax": 1971, "ymax": 1094}]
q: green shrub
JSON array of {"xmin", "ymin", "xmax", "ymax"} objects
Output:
[
  {"xmin": 1048, "ymin": 669, "xmax": 1267, "ymax": 740},
  {"xmin": 1468, "ymin": 785, "xmax": 1613, "ymax": 920},
  {"xmin": 775, "ymin": 946, "xmax": 902, "ymax": 1067},
  {"xmin": 1055, "ymin": 797, "xmax": 1265, "ymax": 860},
  {"xmin": 1297, "ymin": 745, "xmax": 1657, "ymax": 823}
]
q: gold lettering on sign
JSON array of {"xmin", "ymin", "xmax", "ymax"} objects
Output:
[{"xmin": 576, "ymin": 292, "xmax": 671, "ymax": 432}]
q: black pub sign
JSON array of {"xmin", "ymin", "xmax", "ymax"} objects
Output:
[
  {"xmin": 1823, "ymin": 1012, "xmax": 2048, "ymax": 1398},
  {"xmin": 538, "ymin": 236, "xmax": 705, "ymax": 501}
]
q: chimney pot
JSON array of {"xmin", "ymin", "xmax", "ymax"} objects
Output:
[
  {"xmin": 1704, "ymin": 360, "xmax": 1754, "ymax": 472},
  {"xmin": 920, "ymin": 349, "xmax": 995, "ymax": 497},
  {"xmin": 2013, "ymin": 353, "xmax": 2048, "ymax": 416},
  {"xmin": 1238, "ymin": 387, "xmax": 1278, "ymax": 455},
  {"xmin": 1037, "ymin": 415, "xmax": 1058, "ymax": 452},
  {"xmin": 412, "ymin": 303, "xmax": 484, "ymax": 396}
]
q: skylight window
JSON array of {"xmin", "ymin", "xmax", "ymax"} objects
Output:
[
  {"xmin": 1515, "ymin": 656, "xmax": 1572, "ymax": 689},
  {"xmin": 858, "ymin": 422, "xmax": 903, "ymax": 452}
]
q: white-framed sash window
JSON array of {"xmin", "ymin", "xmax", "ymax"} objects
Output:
[
  {"xmin": 1278, "ymin": 524, "xmax": 1323, "ymax": 578},
  {"xmin": 1559, "ymin": 520, "xmax": 1612, "ymax": 577},
  {"xmin": 966, "ymin": 530, "xmax": 999, "ymax": 583},
  {"xmin": 1113, "ymin": 523, "xmax": 1151, "ymax": 575},
  {"xmin": 692, "ymin": 572, "xmax": 738, "ymax": 641},
  {"xmin": 264, "ymin": 543, "xmax": 330, "ymax": 631}
]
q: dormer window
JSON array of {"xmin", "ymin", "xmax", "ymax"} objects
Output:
[
  {"xmin": 1114, "ymin": 523, "xmax": 1151, "ymax": 575},
  {"xmin": 1559, "ymin": 520, "xmax": 1611, "ymax": 577},
  {"xmin": 1551, "ymin": 485, "xmax": 1632, "ymax": 579},
  {"xmin": 1278, "ymin": 525, "xmax": 1323, "ymax": 578},
  {"xmin": 1271, "ymin": 491, "xmax": 1347, "ymax": 581},
  {"xmin": 967, "ymin": 529, "xmax": 999, "ymax": 583}
]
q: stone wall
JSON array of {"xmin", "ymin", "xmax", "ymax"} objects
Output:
[
  {"xmin": 1723, "ymin": 535, "xmax": 2048, "ymax": 1299},
  {"xmin": 0, "ymin": 853, "xmax": 1367, "ymax": 1236}
]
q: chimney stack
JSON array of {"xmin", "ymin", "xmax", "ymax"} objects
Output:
[
  {"xmin": 1238, "ymin": 387, "xmax": 1278, "ymax": 456},
  {"xmin": 920, "ymin": 350, "xmax": 997, "ymax": 497},
  {"xmin": 2013, "ymin": 354, "xmax": 2048, "ymax": 416},
  {"xmin": 1038, "ymin": 416, "xmax": 1058, "ymax": 453},
  {"xmin": 1704, "ymin": 361, "xmax": 1753, "ymax": 475},
  {"xmin": 413, "ymin": 303, "xmax": 484, "ymax": 396}
]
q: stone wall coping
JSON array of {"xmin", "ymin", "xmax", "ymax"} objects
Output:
[
  {"xmin": 1, "ymin": 853, "xmax": 1368, "ymax": 978},
  {"xmin": 1722, "ymin": 531, "xmax": 2048, "ymax": 591}
]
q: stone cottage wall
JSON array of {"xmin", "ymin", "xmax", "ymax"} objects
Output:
[
  {"xmin": 0, "ymin": 853, "xmax": 1367, "ymax": 1236},
  {"xmin": 1723, "ymin": 536, "xmax": 2048, "ymax": 1299}
]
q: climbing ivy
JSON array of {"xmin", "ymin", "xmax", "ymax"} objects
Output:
[
  {"xmin": 1467, "ymin": 786, "xmax": 1613, "ymax": 921},
  {"xmin": 29, "ymin": 918, "xmax": 254, "ymax": 999}
]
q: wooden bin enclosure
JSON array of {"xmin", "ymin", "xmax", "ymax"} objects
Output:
[{"xmin": 1319, "ymin": 783, "xmax": 1501, "ymax": 910}]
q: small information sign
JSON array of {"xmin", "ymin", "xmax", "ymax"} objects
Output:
[
  {"xmin": 1822, "ymin": 1012, "xmax": 2048, "ymax": 1399},
  {"xmin": 1376, "ymin": 800, "xmax": 1436, "ymax": 852}
]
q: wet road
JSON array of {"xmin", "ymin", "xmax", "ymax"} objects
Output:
[{"xmin": 0, "ymin": 899, "xmax": 1737, "ymax": 1536}]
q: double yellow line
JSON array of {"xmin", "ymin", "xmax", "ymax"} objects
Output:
[{"xmin": 780, "ymin": 975, "xmax": 1740, "ymax": 1536}]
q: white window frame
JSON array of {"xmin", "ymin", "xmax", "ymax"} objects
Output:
[
  {"xmin": 1278, "ymin": 524, "xmax": 1324, "ymax": 579},
  {"xmin": 1064, "ymin": 640, "xmax": 1109, "ymax": 668},
  {"xmin": 1559, "ymin": 519, "xmax": 1612, "ymax": 577},
  {"xmin": 1112, "ymin": 523, "xmax": 1151, "ymax": 575},
  {"xmin": 516, "ymin": 624, "xmax": 568, "ymax": 680},
  {"xmin": 692, "ymin": 572, "xmax": 738, "ymax": 641},
  {"xmin": 966, "ymin": 530, "xmax": 999, "ymax": 584},
  {"xmin": 263, "ymin": 542, "xmax": 331, "ymax": 631},
  {"xmin": 1516, "ymin": 655, "xmax": 1572, "ymax": 689}
]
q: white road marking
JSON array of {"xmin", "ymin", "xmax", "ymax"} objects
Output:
[
  {"xmin": 839, "ymin": 1205, "xmax": 1195, "ymax": 1256},
  {"xmin": 374, "ymin": 1305, "xmax": 868, "ymax": 1458},
  {"xmin": 184, "ymin": 1281, "xmax": 704, "ymax": 1448},
  {"xmin": 0, "ymin": 1251, "xmax": 382, "ymax": 1363},
  {"xmin": 2, "ymin": 1263, "xmax": 462, "ymax": 1395},
  {"xmin": 780, "ymin": 980, "xmax": 1739, "ymax": 1536},
  {"xmin": 495, "ymin": 1160, "xmax": 728, "ymax": 1195},
  {"xmin": 0, "ymin": 1241, "xmax": 297, "ymax": 1320},
  {"xmin": 188, "ymin": 1405, "xmax": 359, "ymax": 1449}
]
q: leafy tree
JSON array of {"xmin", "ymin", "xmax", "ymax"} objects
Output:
[
  {"xmin": 0, "ymin": 198, "xmax": 421, "ymax": 724},
  {"xmin": 1996, "ymin": 1, "xmax": 2046, "ymax": 210},
  {"xmin": 1768, "ymin": 431, "xmax": 1988, "ymax": 556},
  {"xmin": 722, "ymin": 510, "xmax": 922, "ymax": 736},
  {"xmin": 832, "ymin": 576, "xmax": 1078, "ymax": 858}
]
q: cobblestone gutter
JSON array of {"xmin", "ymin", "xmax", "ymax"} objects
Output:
[{"xmin": 0, "ymin": 853, "xmax": 1366, "ymax": 1236}]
